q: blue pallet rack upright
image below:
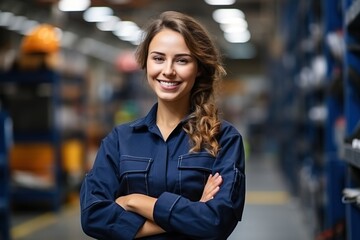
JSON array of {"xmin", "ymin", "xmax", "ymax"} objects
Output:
[
  {"xmin": 0, "ymin": 109, "xmax": 12, "ymax": 240},
  {"xmin": 343, "ymin": 0, "xmax": 360, "ymax": 239},
  {"xmin": 322, "ymin": 0, "xmax": 347, "ymax": 235}
]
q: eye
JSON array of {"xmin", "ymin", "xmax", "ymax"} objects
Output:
[
  {"xmin": 176, "ymin": 58, "xmax": 189, "ymax": 65},
  {"xmin": 152, "ymin": 55, "xmax": 164, "ymax": 63}
]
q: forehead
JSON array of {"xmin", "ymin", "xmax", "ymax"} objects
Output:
[{"xmin": 148, "ymin": 29, "xmax": 190, "ymax": 53}]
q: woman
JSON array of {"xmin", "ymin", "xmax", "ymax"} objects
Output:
[{"xmin": 80, "ymin": 11, "xmax": 245, "ymax": 240}]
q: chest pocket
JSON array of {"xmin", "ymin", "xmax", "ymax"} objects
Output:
[
  {"xmin": 119, "ymin": 155, "xmax": 153, "ymax": 195},
  {"xmin": 178, "ymin": 152, "xmax": 214, "ymax": 201}
]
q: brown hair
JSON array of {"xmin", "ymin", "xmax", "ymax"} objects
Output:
[{"xmin": 135, "ymin": 11, "xmax": 226, "ymax": 156}]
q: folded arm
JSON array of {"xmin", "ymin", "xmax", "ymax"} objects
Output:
[{"xmin": 115, "ymin": 173, "xmax": 223, "ymax": 238}]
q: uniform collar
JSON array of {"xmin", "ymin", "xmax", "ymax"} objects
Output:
[{"xmin": 129, "ymin": 103, "xmax": 157, "ymax": 130}]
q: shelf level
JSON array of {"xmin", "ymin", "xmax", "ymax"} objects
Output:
[
  {"xmin": 0, "ymin": 70, "xmax": 59, "ymax": 84},
  {"xmin": 346, "ymin": 0, "xmax": 360, "ymax": 36},
  {"xmin": 344, "ymin": 144, "xmax": 360, "ymax": 168}
]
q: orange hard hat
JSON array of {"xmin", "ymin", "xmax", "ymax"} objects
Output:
[{"xmin": 21, "ymin": 24, "xmax": 60, "ymax": 54}]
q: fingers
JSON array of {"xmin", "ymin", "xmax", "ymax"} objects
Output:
[
  {"xmin": 207, "ymin": 173, "xmax": 223, "ymax": 189},
  {"xmin": 200, "ymin": 173, "xmax": 223, "ymax": 202}
]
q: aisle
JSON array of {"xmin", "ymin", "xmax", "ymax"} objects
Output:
[
  {"xmin": 228, "ymin": 154, "xmax": 312, "ymax": 240},
  {"xmin": 10, "ymin": 154, "xmax": 312, "ymax": 240},
  {"xmin": 11, "ymin": 195, "xmax": 91, "ymax": 240}
]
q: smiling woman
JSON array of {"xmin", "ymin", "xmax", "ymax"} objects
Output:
[
  {"xmin": 80, "ymin": 11, "xmax": 246, "ymax": 240},
  {"xmin": 146, "ymin": 29, "xmax": 198, "ymax": 109}
]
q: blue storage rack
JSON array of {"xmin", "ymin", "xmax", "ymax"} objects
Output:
[
  {"xmin": 270, "ymin": 0, "xmax": 360, "ymax": 238},
  {"xmin": 0, "ymin": 69, "xmax": 63, "ymax": 211},
  {"xmin": 343, "ymin": 0, "xmax": 360, "ymax": 239},
  {"xmin": 322, "ymin": 0, "xmax": 347, "ymax": 235},
  {"xmin": 0, "ymin": 109, "xmax": 12, "ymax": 240}
]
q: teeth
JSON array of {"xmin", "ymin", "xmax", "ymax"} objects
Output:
[{"xmin": 159, "ymin": 81, "xmax": 178, "ymax": 86}]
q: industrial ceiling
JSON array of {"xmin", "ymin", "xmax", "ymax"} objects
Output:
[{"xmin": 0, "ymin": 0, "xmax": 281, "ymax": 76}]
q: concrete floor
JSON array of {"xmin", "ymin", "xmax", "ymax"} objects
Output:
[
  {"xmin": 228, "ymin": 154, "xmax": 312, "ymax": 240},
  {"xmin": 8, "ymin": 153, "xmax": 312, "ymax": 240}
]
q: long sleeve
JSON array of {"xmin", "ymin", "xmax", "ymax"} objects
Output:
[
  {"xmin": 153, "ymin": 125, "xmax": 246, "ymax": 240},
  {"xmin": 80, "ymin": 130, "xmax": 146, "ymax": 240}
]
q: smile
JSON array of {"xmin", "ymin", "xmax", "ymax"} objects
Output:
[{"xmin": 158, "ymin": 80, "xmax": 181, "ymax": 87}]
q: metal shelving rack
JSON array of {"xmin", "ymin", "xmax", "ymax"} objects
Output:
[
  {"xmin": 322, "ymin": 0, "xmax": 347, "ymax": 236},
  {"xmin": 0, "ymin": 109, "xmax": 12, "ymax": 240},
  {"xmin": 0, "ymin": 69, "xmax": 63, "ymax": 211},
  {"xmin": 271, "ymin": 0, "xmax": 360, "ymax": 238},
  {"xmin": 344, "ymin": 144, "xmax": 360, "ymax": 168},
  {"xmin": 343, "ymin": 0, "xmax": 360, "ymax": 239}
]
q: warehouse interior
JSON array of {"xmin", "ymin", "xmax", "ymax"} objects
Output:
[{"xmin": 0, "ymin": 0, "xmax": 360, "ymax": 239}]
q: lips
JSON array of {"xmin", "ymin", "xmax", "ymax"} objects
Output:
[{"xmin": 158, "ymin": 80, "xmax": 181, "ymax": 87}]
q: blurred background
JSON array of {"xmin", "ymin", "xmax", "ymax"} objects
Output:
[{"xmin": 0, "ymin": 0, "xmax": 360, "ymax": 239}]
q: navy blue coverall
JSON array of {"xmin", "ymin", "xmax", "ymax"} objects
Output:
[{"xmin": 80, "ymin": 104, "xmax": 246, "ymax": 240}]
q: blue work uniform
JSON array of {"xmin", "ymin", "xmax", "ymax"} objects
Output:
[{"xmin": 80, "ymin": 104, "xmax": 246, "ymax": 240}]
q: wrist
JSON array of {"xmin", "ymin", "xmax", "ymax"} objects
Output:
[{"xmin": 126, "ymin": 194, "xmax": 157, "ymax": 221}]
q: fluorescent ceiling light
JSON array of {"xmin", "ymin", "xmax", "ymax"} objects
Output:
[
  {"xmin": 213, "ymin": 9, "xmax": 245, "ymax": 24},
  {"xmin": 0, "ymin": 12, "xmax": 14, "ymax": 27},
  {"xmin": 220, "ymin": 18, "xmax": 248, "ymax": 33},
  {"xmin": 224, "ymin": 29, "xmax": 251, "ymax": 43},
  {"xmin": 121, "ymin": 29, "xmax": 144, "ymax": 45},
  {"xmin": 113, "ymin": 21, "xmax": 139, "ymax": 38},
  {"xmin": 83, "ymin": 7, "xmax": 113, "ymax": 22},
  {"xmin": 18, "ymin": 20, "xmax": 39, "ymax": 35},
  {"xmin": 58, "ymin": 0, "xmax": 90, "ymax": 12},
  {"xmin": 8, "ymin": 16, "xmax": 26, "ymax": 31},
  {"xmin": 113, "ymin": 21, "xmax": 143, "ymax": 45},
  {"xmin": 205, "ymin": 0, "xmax": 235, "ymax": 5},
  {"xmin": 96, "ymin": 16, "xmax": 120, "ymax": 31}
]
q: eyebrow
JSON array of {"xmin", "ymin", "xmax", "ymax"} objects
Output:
[{"xmin": 149, "ymin": 51, "xmax": 193, "ymax": 57}]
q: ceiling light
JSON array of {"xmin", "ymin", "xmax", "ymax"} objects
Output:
[
  {"xmin": 224, "ymin": 30, "xmax": 251, "ymax": 43},
  {"xmin": 18, "ymin": 20, "xmax": 39, "ymax": 35},
  {"xmin": 213, "ymin": 9, "xmax": 245, "ymax": 24},
  {"xmin": 83, "ymin": 7, "xmax": 114, "ymax": 22},
  {"xmin": 113, "ymin": 21, "xmax": 139, "ymax": 38},
  {"xmin": 220, "ymin": 18, "xmax": 248, "ymax": 33},
  {"xmin": 8, "ymin": 16, "xmax": 26, "ymax": 31},
  {"xmin": 112, "ymin": 20, "xmax": 143, "ymax": 45},
  {"xmin": 96, "ymin": 16, "xmax": 120, "ymax": 31},
  {"xmin": 205, "ymin": 0, "xmax": 235, "ymax": 5},
  {"xmin": 58, "ymin": 0, "xmax": 90, "ymax": 12},
  {"xmin": 122, "ymin": 29, "xmax": 144, "ymax": 45},
  {"xmin": 0, "ymin": 12, "xmax": 14, "ymax": 27}
]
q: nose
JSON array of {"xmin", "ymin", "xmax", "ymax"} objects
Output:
[{"xmin": 162, "ymin": 62, "xmax": 175, "ymax": 77}]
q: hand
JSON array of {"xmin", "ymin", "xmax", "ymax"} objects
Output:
[{"xmin": 200, "ymin": 173, "xmax": 222, "ymax": 202}]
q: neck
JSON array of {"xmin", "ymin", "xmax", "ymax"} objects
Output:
[
  {"xmin": 156, "ymin": 101, "xmax": 189, "ymax": 128},
  {"xmin": 156, "ymin": 100, "xmax": 189, "ymax": 140}
]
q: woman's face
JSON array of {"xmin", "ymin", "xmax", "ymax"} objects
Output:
[{"xmin": 146, "ymin": 28, "xmax": 199, "ymax": 105}]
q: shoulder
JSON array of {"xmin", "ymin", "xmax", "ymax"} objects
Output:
[
  {"xmin": 220, "ymin": 120, "xmax": 242, "ymax": 137},
  {"xmin": 104, "ymin": 117, "xmax": 146, "ymax": 142}
]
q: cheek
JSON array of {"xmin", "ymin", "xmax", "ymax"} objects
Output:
[
  {"xmin": 146, "ymin": 61, "xmax": 161, "ymax": 77},
  {"xmin": 182, "ymin": 67, "xmax": 198, "ymax": 84}
]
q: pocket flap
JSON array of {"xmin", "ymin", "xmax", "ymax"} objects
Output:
[
  {"xmin": 119, "ymin": 155, "xmax": 153, "ymax": 177},
  {"xmin": 178, "ymin": 152, "xmax": 214, "ymax": 172}
]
